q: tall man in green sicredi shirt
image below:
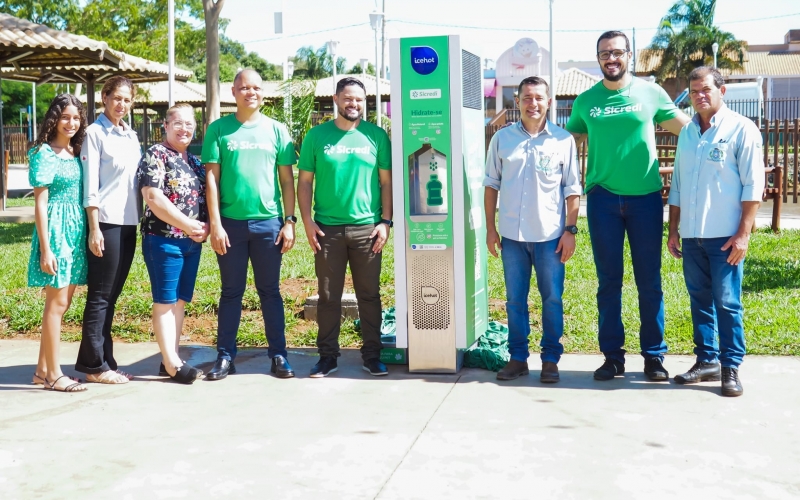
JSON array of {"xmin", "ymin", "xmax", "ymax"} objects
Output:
[
  {"xmin": 202, "ymin": 69, "xmax": 298, "ymax": 381},
  {"xmin": 297, "ymin": 77, "xmax": 393, "ymax": 378},
  {"xmin": 565, "ymin": 31, "xmax": 690, "ymax": 382}
]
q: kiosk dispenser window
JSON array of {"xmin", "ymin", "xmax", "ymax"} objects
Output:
[{"xmin": 390, "ymin": 35, "xmax": 489, "ymax": 373}]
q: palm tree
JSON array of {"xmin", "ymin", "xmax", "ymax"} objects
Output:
[
  {"xmin": 261, "ymin": 80, "xmax": 318, "ymax": 150},
  {"xmin": 291, "ymin": 45, "xmax": 347, "ymax": 80},
  {"xmin": 642, "ymin": 0, "xmax": 746, "ymax": 91}
]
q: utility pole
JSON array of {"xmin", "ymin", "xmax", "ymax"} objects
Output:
[
  {"xmin": 380, "ymin": 0, "xmax": 386, "ymax": 79},
  {"xmin": 632, "ymin": 27, "xmax": 636, "ymax": 75},
  {"xmin": 168, "ymin": 0, "xmax": 175, "ymax": 107}
]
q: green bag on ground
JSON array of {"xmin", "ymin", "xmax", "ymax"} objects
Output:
[
  {"xmin": 354, "ymin": 307, "xmax": 397, "ymax": 343},
  {"xmin": 463, "ymin": 322, "xmax": 510, "ymax": 372}
]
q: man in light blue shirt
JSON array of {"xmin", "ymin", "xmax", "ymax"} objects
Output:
[
  {"xmin": 667, "ymin": 66, "xmax": 765, "ymax": 397},
  {"xmin": 484, "ymin": 76, "xmax": 582, "ymax": 382}
]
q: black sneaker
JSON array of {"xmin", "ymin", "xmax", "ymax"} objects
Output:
[
  {"xmin": 362, "ymin": 358, "xmax": 388, "ymax": 376},
  {"xmin": 674, "ymin": 361, "xmax": 721, "ymax": 384},
  {"xmin": 644, "ymin": 357, "xmax": 669, "ymax": 381},
  {"xmin": 721, "ymin": 367, "xmax": 743, "ymax": 397},
  {"xmin": 310, "ymin": 356, "xmax": 338, "ymax": 378},
  {"xmin": 594, "ymin": 359, "xmax": 625, "ymax": 381}
]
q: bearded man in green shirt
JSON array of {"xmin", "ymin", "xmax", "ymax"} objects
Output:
[
  {"xmin": 566, "ymin": 31, "xmax": 689, "ymax": 382},
  {"xmin": 297, "ymin": 77, "xmax": 393, "ymax": 378}
]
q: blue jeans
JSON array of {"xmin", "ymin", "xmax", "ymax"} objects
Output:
[
  {"xmin": 682, "ymin": 237, "xmax": 745, "ymax": 368},
  {"xmin": 142, "ymin": 234, "xmax": 202, "ymax": 304},
  {"xmin": 216, "ymin": 216, "xmax": 287, "ymax": 361},
  {"xmin": 501, "ymin": 237, "xmax": 565, "ymax": 363},
  {"xmin": 586, "ymin": 186, "xmax": 667, "ymax": 363}
]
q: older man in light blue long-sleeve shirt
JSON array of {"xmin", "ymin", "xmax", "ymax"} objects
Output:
[
  {"xmin": 667, "ymin": 66, "xmax": 765, "ymax": 398},
  {"xmin": 484, "ymin": 76, "xmax": 582, "ymax": 383}
]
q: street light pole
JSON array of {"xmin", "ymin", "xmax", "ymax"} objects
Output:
[
  {"xmin": 712, "ymin": 42, "xmax": 719, "ymax": 68},
  {"xmin": 286, "ymin": 60, "xmax": 294, "ymax": 132},
  {"xmin": 168, "ymin": 0, "xmax": 175, "ymax": 107},
  {"xmin": 549, "ymin": 0, "xmax": 556, "ymax": 124},
  {"xmin": 328, "ymin": 40, "xmax": 339, "ymax": 119},
  {"xmin": 360, "ymin": 57, "xmax": 369, "ymax": 121},
  {"xmin": 369, "ymin": 10, "xmax": 384, "ymax": 128}
]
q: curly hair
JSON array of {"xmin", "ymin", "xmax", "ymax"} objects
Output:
[{"xmin": 31, "ymin": 94, "xmax": 88, "ymax": 155}]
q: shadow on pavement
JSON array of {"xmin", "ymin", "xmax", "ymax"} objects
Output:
[{"xmin": 0, "ymin": 346, "xmax": 721, "ymax": 396}]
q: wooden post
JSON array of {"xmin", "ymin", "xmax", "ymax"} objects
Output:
[
  {"xmin": 794, "ymin": 119, "xmax": 799, "ymax": 204},
  {"xmin": 783, "ymin": 119, "xmax": 790, "ymax": 203},
  {"xmin": 763, "ymin": 120, "xmax": 770, "ymax": 174},
  {"xmin": 580, "ymin": 140, "xmax": 587, "ymax": 191},
  {"xmin": 143, "ymin": 102, "xmax": 149, "ymax": 149},
  {"xmin": 2, "ymin": 150, "xmax": 8, "ymax": 205},
  {"xmin": 0, "ymin": 77, "xmax": 5, "ymax": 212},
  {"xmin": 87, "ymin": 78, "xmax": 96, "ymax": 125},
  {"xmin": 773, "ymin": 162, "xmax": 783, "ymax": 233},
  {"xmin": 773, "ymin": 120, "xmax": 779, "ymax": 190}
]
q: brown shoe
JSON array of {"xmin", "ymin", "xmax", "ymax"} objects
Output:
[
  {"xmin": 540, "ymin": 362, "xmax": 560, "ymax": 383},
  {"xmin": 497, "ymin": 360, "xmax": 530, "ymax": 380}
]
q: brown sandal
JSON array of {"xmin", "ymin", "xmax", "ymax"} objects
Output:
[
  {"xmin": 33, "ymin": 373, "xmax": 83, "ymax": 385},
  {"xmin": 44, "ymin": 375, "xmax": 88, "ymax": 393}
]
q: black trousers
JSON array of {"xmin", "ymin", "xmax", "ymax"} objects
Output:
[
  {"xmin": 314, "ymin": 222, "xmax": 383, "ymax": 361},
  {"xmin": 75, "ymin": 223, "xmax": 137, "ymax": 374}
]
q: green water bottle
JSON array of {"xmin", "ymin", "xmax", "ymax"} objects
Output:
[{"xmin": 427, "ymin": 174, "xmax": 444, "ymax": 206}]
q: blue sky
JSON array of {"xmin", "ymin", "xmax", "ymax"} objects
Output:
[{"xmin": 222, "ymin": 0, "xmax": 800, "ymax": 71}]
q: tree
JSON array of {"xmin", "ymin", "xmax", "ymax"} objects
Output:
[
  {"xmin": 261, "ymin": 80, "xmax": 318, "ymax": 150},
  {"xmin": 642, "ymin": 0, "xmax": 745, "ymax": 91},
  {"xmin": 347, "ymin": 62, "xmax": 376, "ymax": 76},
  {"xmin": 291, "ymin": 45, "xmax": 347, "ymax": 80},
  {"xmin": 0, "ymin": 81, "xmax": 56, "ymax": 126},
  {"xmin": 203, "ymin": 0, "xmax": 225, "ymax": 127},
  {"xmin": 0, "ymin": 0, "xmax": 79, "ymax": 29}
]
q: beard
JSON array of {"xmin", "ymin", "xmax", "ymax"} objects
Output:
[
  {"xmin": 601, "ymin": 63, "xmax": 627, "ymax": 82},
  {"xmin": 340, "ymin": 108, "xmax": 361, "ymax": 122}
]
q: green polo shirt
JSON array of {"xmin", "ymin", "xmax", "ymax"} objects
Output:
[
  {"xmin": 566, "ymin": 78, "xmax": 679, "ymax": 195},
  {"xmin": 298, "ymin": 120, "xmax": 391, "ymax": 225},
  {"xmin": 201, "ymin": 114, "xmax": 296, "ymax": 220}
]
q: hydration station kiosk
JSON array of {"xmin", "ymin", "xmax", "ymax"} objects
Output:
[{"xmin": 390, "ymin": 35, "xmax": 489, "ymax": 373}]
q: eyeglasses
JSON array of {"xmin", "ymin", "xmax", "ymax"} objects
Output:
[
  {"xmin": 597, "ymin": 50, "xmax": 628, "ymax": 60},
  {"xmin": 168, "ymin": 120, "xmax": 195, "ymax": 131}
]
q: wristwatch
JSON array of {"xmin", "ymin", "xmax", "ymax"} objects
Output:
[
  {"xmin": 380, "ymin": 218, "xmax": 394, "ymax": 228},
  {"xmin": 564, "ymin": 225, "xmax": 579, "ymax": 235},
  {"xmin": 285, "ymin": 215, "xmax": 298, "ymax": 224}
]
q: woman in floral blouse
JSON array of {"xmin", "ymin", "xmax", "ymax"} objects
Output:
[{"xmin": 137, "ymin": 103, "xmax": 207, "ymax": 384}]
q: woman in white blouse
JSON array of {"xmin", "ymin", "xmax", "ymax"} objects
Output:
[{"xmin": 76, "ymin": 76, "xmax": 142, "ymax": 384}]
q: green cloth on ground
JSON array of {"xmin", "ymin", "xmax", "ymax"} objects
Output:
[
  {"xmin": 358, "ymin": 310, "xmax": 510, "ymax": 370},
  {"xmin": 354, "ymin": 307, "xmax": 397, "ymax": 343},
  {"xmin": 463, "ymin": 322, "xmax": 510, "ymax": 372}
]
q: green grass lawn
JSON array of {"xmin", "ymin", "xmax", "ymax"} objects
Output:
[
  {"xmin": 1, "ymin": 218, "xmax": 799, "ymax": 356},
  {"xmin": 4, "ymin": 197, "xmax": 35, "ymax": 207}
]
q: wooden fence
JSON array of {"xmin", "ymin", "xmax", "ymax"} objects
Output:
[
  {"xmin": 2, "ymin": 125, "xmax": 31, "ymax": 164},
  {"xmin": 487, "ymin": 118, "xmax": 799, "ymax": 205}
]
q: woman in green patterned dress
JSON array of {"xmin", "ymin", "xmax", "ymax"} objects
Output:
[{"xmin": 28, "ymin": 94, "xmax": 89, "ymax": 393}]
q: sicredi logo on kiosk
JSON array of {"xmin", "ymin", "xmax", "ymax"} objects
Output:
[{"xmin": 410, "ymin": 46, "xmax": 438, "ymax": 75}]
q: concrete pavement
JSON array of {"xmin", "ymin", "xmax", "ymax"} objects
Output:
[{"xmin": 1, "ymin": 340, "xmax": 798, "ymax": 499}]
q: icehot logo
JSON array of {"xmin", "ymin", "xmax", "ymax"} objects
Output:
[{"xmin": 410, "ymin": 46, "xmax": 438, "ymax": 75}]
